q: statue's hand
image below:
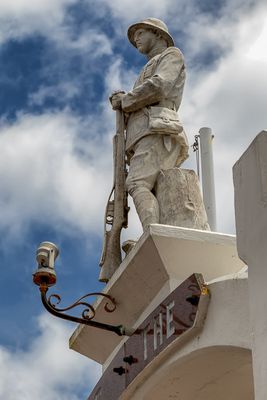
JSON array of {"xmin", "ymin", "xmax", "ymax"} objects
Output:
[{"xmin": 109, "ymin": 91, "xmax": 126, "ymax": 110}]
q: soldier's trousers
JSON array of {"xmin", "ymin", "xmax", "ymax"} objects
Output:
[{"xmin": 126, "ymin": 134, "xmax": 181, "ymax": 230}]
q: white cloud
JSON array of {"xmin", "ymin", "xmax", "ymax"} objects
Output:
[
  {"xmin": 27, "ymin": 30, "xmax": 113, "ymax": 109},
  {"xmin": 0, "ymin": 0, "xmax": 74, "ymax": 42},
  {"xmin": 246, "ymin": 16, "xmax": 267, "ymax": 62},
  {"xmin": 95, "ymin": 0, "xmax": 171, "ymax": 22},
  {"xmin": 0, "ymin": 111, "xmax": 113, "ymax": 237},
  {"xmin": 0, "ymin": 314, "xmax": 101, "ymax": 400},
  {"xmin": 29, "ymin": 83, "xmax": 81, "ymax": 107},
  {"xmin": 104, "ymin": 58, "xmax": 137, "ymax": 94},
  {"xmin": 180, "ymin": 2, "xmax": 267, "ymax": 233},
  {"xmin": 49, "ymin": 28, "xmax": 113, "ymax": 57},
  {"xmin": 0, "ymin": 0, "xmax": 74, "ymax": 15},
  {"xmin": 0, "ymin": 0, "xmax": 113, "ymax": 59}
]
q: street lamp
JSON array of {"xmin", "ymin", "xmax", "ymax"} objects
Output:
[{"xmin": 33, "ymin": 241, "xmax": 132, "ymax": 336}]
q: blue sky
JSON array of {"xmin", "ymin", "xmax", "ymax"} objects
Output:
[{"xmin": 0, "ymin": 0, "xmax": 267, "ymax": 398}]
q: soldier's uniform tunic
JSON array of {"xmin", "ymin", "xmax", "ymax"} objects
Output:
[{"xmin": 120, "ymin": 46, "xmax": 189, "ymax": 230}]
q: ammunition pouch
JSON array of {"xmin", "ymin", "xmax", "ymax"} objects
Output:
[{"xmin": 148, "ymin": 106, "xmax": 183, "ymax": 135}]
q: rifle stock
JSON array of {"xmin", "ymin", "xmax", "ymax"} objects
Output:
[{"xmin": 99, "ymin": 109, "xmax": 129, "ymax": 282}]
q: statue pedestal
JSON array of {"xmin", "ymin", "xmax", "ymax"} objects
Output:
[
  {"xmin": 68, "ymin": 133, "xmax": 267, "ymax": 400},
  {"xmin": 156, "ymin": 168, "xmax": 210, "ymax": 230},
  {"xmin": 69, "ymin": 225, "xmax": 252, "ymax": 400}
]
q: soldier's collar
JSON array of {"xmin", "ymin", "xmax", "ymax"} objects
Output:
[{"xmin": 147, "ymin": 45, "xmax": 167, "ymax": 60}]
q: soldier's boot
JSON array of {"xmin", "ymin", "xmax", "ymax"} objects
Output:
[{"xmin": 130, "ymin": 187, "xmax": 159, "ymax": 231}]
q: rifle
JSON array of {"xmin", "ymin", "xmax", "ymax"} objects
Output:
[{"xmin": 99, "ymin": 108, "xmax": 129, "ymax": 282}]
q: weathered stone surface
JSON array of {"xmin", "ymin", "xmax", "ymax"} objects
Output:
[
  {"xmin": 155, "ymin": 168, "xmax": 210, "ymax": 230},
  {"xmin": 70, "ymin": 225, "xmax": 244, "ymax": 364},
  {"xmin": 109, "ymin": 18, "xmax": 189, "ymax": 233},
  {"xmin": 101, "ymin": 18, "xmax": 208, "ymax": 283}
]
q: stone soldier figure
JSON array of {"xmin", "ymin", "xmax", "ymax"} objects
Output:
[{"xmin": 110, "ymin": 18, "xmax": 189, "ymax": 231}]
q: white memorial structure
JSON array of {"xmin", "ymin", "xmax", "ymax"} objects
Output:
[{"xmin": 69, "ymin": 130, "xmax": 267, "ymax": 399}]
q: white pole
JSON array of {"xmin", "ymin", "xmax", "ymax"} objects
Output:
[{"xmin": 199, "ymin": 127, "xmax": 217, "ymax": 231}]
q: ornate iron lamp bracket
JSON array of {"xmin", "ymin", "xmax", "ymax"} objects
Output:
[
  {"xmin": 39, "ymin": 284, "xmax": 127, "ymax": 336},
  {"xmin": 33, "ymin": 242, "xmax": 132, "ymax": 337}
]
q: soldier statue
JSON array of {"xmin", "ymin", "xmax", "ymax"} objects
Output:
[{"xmin": 110, "ymin": 18, "xmax": 189, "ymax": 231}]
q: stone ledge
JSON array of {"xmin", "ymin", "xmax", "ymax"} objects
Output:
[{"xmin": 69, "ymin": 225, "xmax": 244, "ymax": 364}]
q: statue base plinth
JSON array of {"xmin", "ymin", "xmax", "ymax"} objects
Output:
[{"xmin": 70, "ymin": 225, "xmax": 243, "ymax": 365}]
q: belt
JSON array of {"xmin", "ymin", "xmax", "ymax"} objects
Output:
[{"xmin": 150, "ymin": 100, "xmax": 176, "ymax": 111}]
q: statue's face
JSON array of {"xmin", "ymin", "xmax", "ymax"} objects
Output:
[{"xmin": 134, "ymin": 28, "xmax": 158, "ymax": 54}]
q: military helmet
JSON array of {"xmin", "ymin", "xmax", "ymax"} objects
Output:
[{"xmin": 128, "ymin": 18, "xmax": 174, "ymax": 48}]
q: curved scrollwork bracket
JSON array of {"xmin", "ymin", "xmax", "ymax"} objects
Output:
[
  {"xmin": 33, "ymin": 242, "xmax": 134, "ymax": 337},
  {"xmin": 39, "ymin": 284, "xmax": 128, "ymax": 336}
]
